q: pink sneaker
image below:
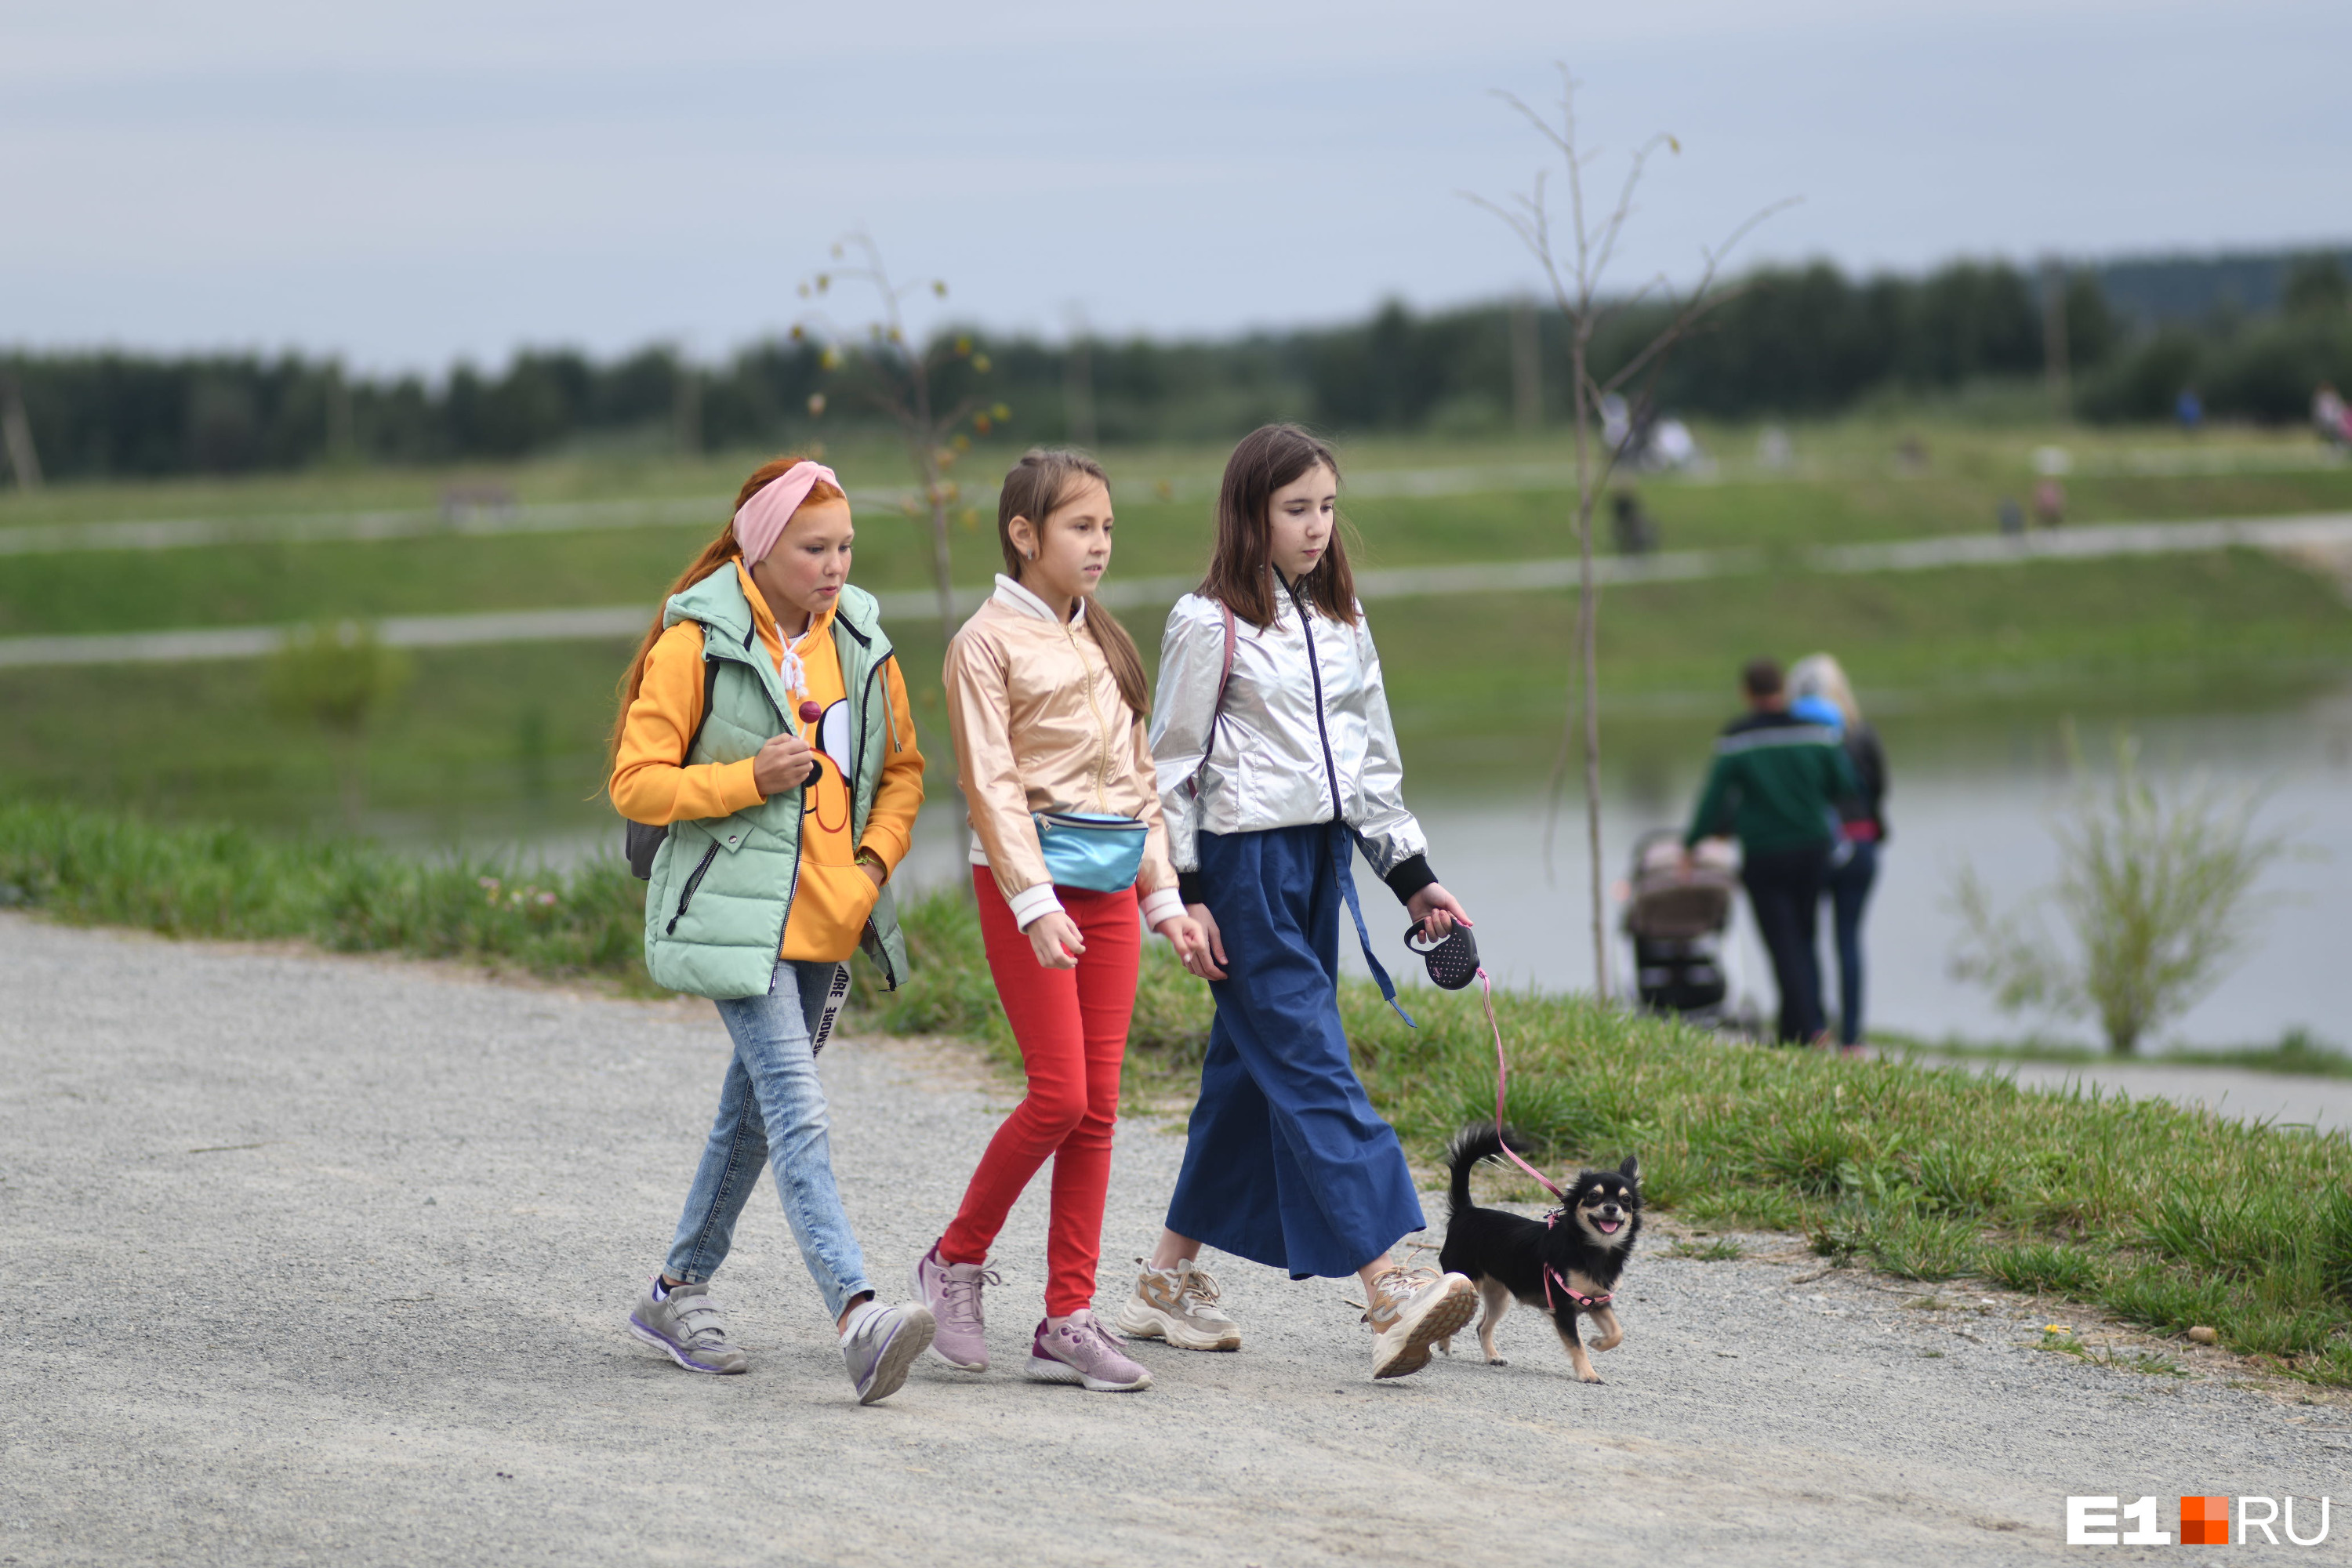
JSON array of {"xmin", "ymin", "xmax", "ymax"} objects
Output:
[
  {"xmin": 1025, "ymin": 1309, "xmax": 1152, "ymax": 1392},
  {"xmin": 911, "ymin": 1242, "xmax": 999, "ymax": 1372}
]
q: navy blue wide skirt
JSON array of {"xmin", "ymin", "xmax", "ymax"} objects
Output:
[{"xmin": 1164, "ymin": 823, "xmax": 1425, "ymax": 1278}]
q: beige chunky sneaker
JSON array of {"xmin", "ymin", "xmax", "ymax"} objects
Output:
[
  {"xmin": 1365, "ymin": 1265, "xmax": 1476, "ymax": 1380},
  {"xmin": 1116, "ymin": 1258, "xmax": 1243, "ymax": 1352}
]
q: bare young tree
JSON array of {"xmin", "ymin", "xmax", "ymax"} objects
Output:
[
  {"xmin": 1466, "ymin": 65, "xmax": 1788, "ymax": 1002},
  {"xmin": 797, "ymin": 234, "xmax": 1006, "ymax": 646}
]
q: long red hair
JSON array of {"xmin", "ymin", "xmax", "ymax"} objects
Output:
[{"xmin": 605, "ymin": 455, "xmax": 844, "ymax": 765}]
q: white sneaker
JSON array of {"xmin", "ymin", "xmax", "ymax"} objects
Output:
[
  {"xmin": 1365, "ymin": 1265, "xmax": 1476, "ymax": 1381},
  {"xmin": 1116, "ymin": 1258, "xmax": 1243, "ymax": 1352}
]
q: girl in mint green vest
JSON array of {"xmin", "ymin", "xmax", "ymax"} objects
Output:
[{"xmin": 606, "ymin": 457, "xmax": 937, "ymax": 1406}]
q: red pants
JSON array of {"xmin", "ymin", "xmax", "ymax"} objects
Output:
[{"xmin": 941, "ymin": 870, "xmax": 1140, "ymax": 1316}]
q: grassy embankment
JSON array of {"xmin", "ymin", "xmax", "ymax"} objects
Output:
[
  {"xmin": 6, "ymin": 426, "xmax": 2350, "ymax": 833},
  {"xmin": 6, "ymin": 797, "xmax": 2349, "ymax": 1388},
  {"xmin": 3, "ymin": 546, "xmax": 2342, "ymax": 833}
]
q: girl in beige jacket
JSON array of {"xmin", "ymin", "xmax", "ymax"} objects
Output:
[{"xmin": 913, "ymin": 449, "xmax": 1209, "ymax": 1392}]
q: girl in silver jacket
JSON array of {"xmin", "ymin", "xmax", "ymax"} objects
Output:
[{"xmin": 1112, "ymin": 423, "xmax": 1480, "ymax": 1381}]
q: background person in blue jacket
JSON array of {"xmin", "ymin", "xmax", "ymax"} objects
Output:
[{"xmin": 1684, "ymin": 657, "xmax": 1860, "ymax": 1044}]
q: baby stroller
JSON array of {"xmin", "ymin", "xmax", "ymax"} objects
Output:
[{"xmin": 1619, "ymin": 831, "xmax": 1738, "ymax": 1025}]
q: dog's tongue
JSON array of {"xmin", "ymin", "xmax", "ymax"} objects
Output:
[{"xmin": 1595, "ymin": 1218, "xmax": 1622, "ymax": 1233}]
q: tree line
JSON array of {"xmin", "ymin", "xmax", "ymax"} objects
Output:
[{"xmin": 4, "ymin": 253, "xmax": 2348, "ymax": 484}]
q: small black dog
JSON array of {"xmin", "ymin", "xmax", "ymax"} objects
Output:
[{"xmin": 1436, "ymin": 1124, "xmax": 1642, "ymax": 1383}]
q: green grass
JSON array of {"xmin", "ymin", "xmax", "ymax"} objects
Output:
[
  {"xmin": 0, "ymin": 799, "xmax": 652, "ymax": 986},
  {"xmin": 2038, "ymin": 1330, "xmax": 2190, "ymax": 1377},
  {"xmin": 5, "ymin": 423, "xmax": 2350, "ymax": 639},
  {"xmin": 9, "ymin": 796, "xmax": 2350, "ymax": 1385},
  {"xmin": 6, "ymin": 546, "xmax": 2346, "ymax": 833},
  {"xmin": 5, "ymin": 412, "xmax": 2346, "ymax": 835},
  {"xmin": 859, "ymin": 869, "xmax": 2352, "ymax": 1386},
  {"xmin": 1373, "ymin": 546, "xmax": 2352, "ymax": 737}
]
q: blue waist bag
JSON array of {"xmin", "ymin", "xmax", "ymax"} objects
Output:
[{"xmin": 1033, "ymin": 811, "xmax": 1148, "ymax": 893}]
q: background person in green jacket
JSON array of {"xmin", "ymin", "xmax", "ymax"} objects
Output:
[{"xmin": 1683, "ymin": 657, "xmax": 1861, "ymax": 1044}]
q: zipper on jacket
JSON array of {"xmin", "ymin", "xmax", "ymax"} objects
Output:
[
  {"xmin": 1062, "ymin": 619, "xmax": 1116, "ymax": 811},
  {"xmin": 665, "ymin": 842, "xmax": 722, "ymax": 934},
  {"xmin": 843, "ymin": 652, "xmax": 898, "ymax": 840},
  {"xmin": 1285, "ymin": 572, "xmax": 1345, "ymax": 823}
]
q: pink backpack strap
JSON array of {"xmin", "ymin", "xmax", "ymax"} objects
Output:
[{"xmin": 1189, "ymin": 601, "xmax": 1237, "ymax": 797}]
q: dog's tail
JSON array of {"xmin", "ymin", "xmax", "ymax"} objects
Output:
[{"xmin": 1446, "ymin": 1123, "xmax": 1523, "ymax": 1216}]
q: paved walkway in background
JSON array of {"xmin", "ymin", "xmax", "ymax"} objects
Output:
[
  {"xmin": 4, "ymin": 913, "xmax": 2344, "ymax": 1566},
  {"xmin": 5, "ymin": 510, "xmax": 2349, "ymax": 669},
  {"xmin": 1912, "ymin": 1054, "xmax": 2352, "ymax": 1134},
  {"xmin": 3, "ymin": 443, "xmax": 2342, "ymax": 559}
]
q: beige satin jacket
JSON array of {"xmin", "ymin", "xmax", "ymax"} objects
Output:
[{"xmin": 944, "ymin": 575, "xmax": 1185, "ymax": 932}]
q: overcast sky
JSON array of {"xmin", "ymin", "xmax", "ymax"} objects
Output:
[{"xmin": 5, "ymin": 0, "xmax": 2347, "ymax": 372}]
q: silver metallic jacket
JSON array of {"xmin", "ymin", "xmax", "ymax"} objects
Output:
[{"xmin": 1148, "ymin": 582, "xmax": 1427, "ymax": 879}]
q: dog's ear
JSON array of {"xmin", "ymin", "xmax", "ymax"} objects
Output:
[{"xmin": 1619, "ymin": 1154, "xmax": 1641, "ymax": 1185}]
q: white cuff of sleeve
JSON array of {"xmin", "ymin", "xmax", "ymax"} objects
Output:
[
  {"xmin": 1138, "ymin": 887, "xmax": 1186, "ymax": 931},
  {"xmin": 1006, "ymin": 882, "xmax": 1064, "ymax": 931}
]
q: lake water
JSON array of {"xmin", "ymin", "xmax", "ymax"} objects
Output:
[{"xmin": 1343, "ymin": 688, "xmax": 2352, "ymax": 1050}]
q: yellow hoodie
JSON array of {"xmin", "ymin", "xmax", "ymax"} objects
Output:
[{"xmin": 611, "ymin": 561, "xmax": 925, "ymax": 964}]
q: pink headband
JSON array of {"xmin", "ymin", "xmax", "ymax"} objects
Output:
[{"xmin": 731, "ymin": 460, "xmax": 841, "ymax": 565}]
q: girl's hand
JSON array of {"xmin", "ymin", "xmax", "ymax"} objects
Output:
[
  {"xmin": 1156, "ymin": 915, "xmax": 1221, "ymax": 981},
  {"xmin": 1406, "ymin": 883, "xmax": 1473, "ymax": 939},
  {"xmin": 752, "ymin": 734, "xmax": 820, "ymax": 796},
  {"xmin": 1181, "ymin": 902, "xmax": 1228, "ymax": 981},
  {"xmin": 1024, "ymin": 910, "xmax": 1086, "ymax": 970},
  {"xmin": 858, "ymin": 856, "xmax": 887, "ymax": 891}
]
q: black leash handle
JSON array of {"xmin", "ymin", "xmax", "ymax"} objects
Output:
[{"xmin": 1403, "ymin": 916, "xmax": 1480, "ymax": 990}]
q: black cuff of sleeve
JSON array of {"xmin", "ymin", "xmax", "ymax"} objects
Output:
[
  {"xmin": 1178, "ymin": 871, "xmax": 1208, "ymax": 906},
  {"xmin": 1383, "ymin": 854, "xmax": 1438, "ymax": 904}
]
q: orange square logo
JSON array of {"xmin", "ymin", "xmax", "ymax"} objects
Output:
[{"xmin": 2182, "ymin": 1495, "xmax": 2230, "ymax": 1545}]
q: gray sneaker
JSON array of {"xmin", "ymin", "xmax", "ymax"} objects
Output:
[
  {"xmin": 628, "ymin": 1277, "xmax": 749, "ymax": 1374},
  {"xmin": 911, "ymin": 1242, "xmax": 1000, "ymax": 1372},
  {"xmin": 842, "ymin": 1301, "xmax": 936, "ymax": 1406},
  {"xmin": 1116, "ymin": 1258, "xmax": 1242, "ymax": 1351},
  {"xmin": 1026, "ymin": 1309, "xmax": 1152, "ymax": 1392}
]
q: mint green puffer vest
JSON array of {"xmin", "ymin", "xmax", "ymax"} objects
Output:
[{"xmin": 641, "ymin": 572, "xmax": 911, "ymax": 999}]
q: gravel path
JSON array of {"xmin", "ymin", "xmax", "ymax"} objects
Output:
[{"xmin": 3, "ymin": 913, "xmax": 2343, "ymax": 1566}]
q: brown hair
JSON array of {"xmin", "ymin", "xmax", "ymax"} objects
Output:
[
  {"xmin": 1199, "ymin": 423, "xmax": 1359, "ymax": 630},
  {"xmin": 605, "ymin": 455, "xmax": 845, "ymax": 765},
  {"xmin": 1742, "ymin": 656, "xmax": 1784, "ymax": 699},
  {"xmin": 997, "ymin": 448, "xmax": 1151, "ymax": 719}
]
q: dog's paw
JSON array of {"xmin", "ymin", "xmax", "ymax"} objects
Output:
[
  {"xmin": 1434, "ymin": 1336, "xmax": 1454, "ymax": 1358},
  {"xmin": 1485, "ymin": 1355, "xmax": 1510, "ymax": 1367},
  {"xmin": 1577, "ymin": 1370, "xmax": 1606, "ymax": 1385}
]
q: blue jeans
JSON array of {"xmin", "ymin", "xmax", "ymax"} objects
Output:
[
  {"xmin": 1825, "ymin": 840, "xmax": 1879, "ymax": 1046},
  {"xmin": 663, "ymin": 960, "xmax": 871, "ymax": 1319}
]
